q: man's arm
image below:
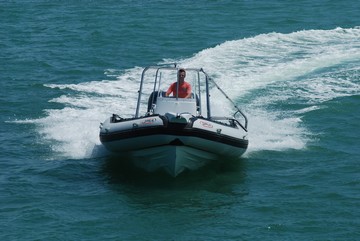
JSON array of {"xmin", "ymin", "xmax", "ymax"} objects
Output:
[
  {"xmin": 165, "ymin": 83, "xmax": 174, "ymax": 97},
  {"xmin": 185, "ymin": 82, "xmax": 192, "ymax": 98}
]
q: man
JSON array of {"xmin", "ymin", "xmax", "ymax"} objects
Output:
[{"xmin": 165, "ymin": 68, "xmax": 192, "ymax": 98}]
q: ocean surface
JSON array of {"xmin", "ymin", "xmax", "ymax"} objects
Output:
[{"xmin": 1, "ymin": 1, "xmax": 359, "ymax": 240}]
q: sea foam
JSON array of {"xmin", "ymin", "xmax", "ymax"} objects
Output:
[{"xmin": 33, "ymin": 28, "xmax": 360, "ymax": 158}]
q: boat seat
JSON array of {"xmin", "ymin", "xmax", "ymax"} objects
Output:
[
  {"xmin": 147, "ymin": 91, "xmax": 199, "ymax": 113},
  {"xmin": 147, "ymin": 91, "xmax": 166, "ymax": 112}
]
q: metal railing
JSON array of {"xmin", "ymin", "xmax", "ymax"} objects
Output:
[{"xmin": 135, "ymin": 65, "xmax": 248, "ymax": 131}]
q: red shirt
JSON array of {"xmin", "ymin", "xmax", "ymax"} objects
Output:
[{"xmin": 166, "ymin": 81, "xmax": 192, "ymax": 98}]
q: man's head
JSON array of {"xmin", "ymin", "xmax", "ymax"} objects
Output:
[{"xmin": 178, "ymin": 69, "xmax": 186, "ymax": 82}]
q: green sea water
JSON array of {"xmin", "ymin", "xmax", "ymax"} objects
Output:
[{"xmin": 1, "ymin": 1, "xmax": 359, "ymax": 240}]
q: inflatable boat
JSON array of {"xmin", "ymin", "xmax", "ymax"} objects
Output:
[{"xmin": 99, "ymin": 65, "xmax": 248, "ymax": 176}]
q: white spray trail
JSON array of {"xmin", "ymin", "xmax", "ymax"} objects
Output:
[{"xmin": 22, "ymin": 27, "xmax": 360, "ymax": 159}]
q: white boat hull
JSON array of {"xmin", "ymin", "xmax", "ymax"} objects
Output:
[
  {"xmin": 131, "ymin": 145, "xmax": 216, "ymax": 177},
  {"xmin": 101, "ymin": 129, "xmax": 247, "ymax": 176}
]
